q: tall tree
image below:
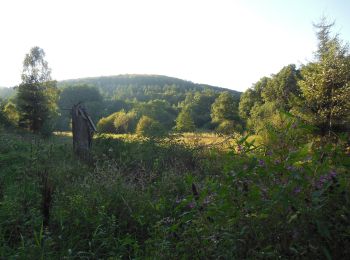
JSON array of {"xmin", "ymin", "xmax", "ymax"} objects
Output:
[
  {"xmin": 16, "ymin": 47, "xmax": 58, "ymax": 133},
  {"xmin": 211, "ymin": 91, "xmax": 241, "ymax": 133},
  {"xmin": 297, "ymin": 18, "xmax": 350, "ymax": 135},
  {"xmin": 239, "ymin": 77, "xmax": 269, "ymax": 120},
  {"xmin": 175, "ymin": 108, "xmax": 195, "ymax": 132},
  {"xmin": 261, "ymin": 64, "xmax": 301, "ymax": 110},
  {"xmin": 211, "ymin": 91, "xmax": 239, "ymax": 123}
]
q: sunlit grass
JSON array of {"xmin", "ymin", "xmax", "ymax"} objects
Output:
[{"xmin": 55, "ymin": 131, "xmax": 240, "ymax": 150}]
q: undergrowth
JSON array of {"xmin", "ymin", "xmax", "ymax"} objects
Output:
[{"xmin": 0, "ymin": 123, "xmax": 349, "ymax": 259}]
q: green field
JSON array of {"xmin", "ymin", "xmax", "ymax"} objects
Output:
[{"xmin": 1, "ymin": 127, "xmax": 349, "ymax": 259}]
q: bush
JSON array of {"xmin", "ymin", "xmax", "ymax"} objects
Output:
[
  {"xmin": 216, "ymin": 119, "xmax": 242, "ymax": 134},
  {"xmin": 113, "ymin": 110, "xmax": 137, "ymax": 134},
  {"xmin": 136, "ymin": 116, "xmax": 166, "ymax": 137},
  {"xmin": 97, "ymin": 112, "xmax": 118, "ymax": 133}
]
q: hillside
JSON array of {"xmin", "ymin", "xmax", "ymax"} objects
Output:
[
  {"xmin": 1, "ymin": 75, "xmax": 241, "ymax": 101},
  {"xmin": 55, "ymin": 75, "xmax": 242, "ymax": 132},
  {"xmin": 58, "ymin": 74, "xmax": 240, "ymax": 94},
  {"xmin": 57, "ymin": 74, "xmax": 240, "ymax": 102}
]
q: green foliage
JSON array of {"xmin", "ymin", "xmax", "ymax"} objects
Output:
[
  {"xmin": 57, "ymin": 85, "xmax": 103, "ymax": 131},
  {"xmin": 239, "ymin": 77, "xmax": 268, "ymax": 120},
  {"xmin": 2, "ymin": 17, "xmax": 350, "ymax": 260},
  {"xmin": 211, "ymin": 91, "xmax": 239, "ymax": 123},
  {"xmin": 175, "ymin": 108, "xmax": 195, "ymax": 132},
  {"xmin": 134, "ymin": 99, "xmax": 177, "ymax": 130},
  {"xmin": 296, "ymin": 19, "xmax": 350, "ymax": 135},
  {"xmin": 16, "ymin": 47, "xmax": 58, "ymax": 134},
  {"xmin": 180, "ymin": 91, "xmax": 216, "ymax": 129},
  {"xmin": 56, "ymin": 75, "xmax": 240, "ymax": 134},
  {"xmin": 58, "ymin": 75, "xmax": 240, "ymax": 105},
  {"xmin": 261, "ymin": 64, "xmax": 301, "ymax": 110},
  {"xmin": 3, "ymin": 101, "xmax": 19, "ymax": 126},
  {"xmin": 113, "ymin": 110, "xmax": 137, "ymax": 134},
  {"xmin": 211, "ymin": 91, "xmax": 241, "ymax": 132},
  {"xmin": 136, "ymin": 115, "xmax": 166, "ymax": 137},
  {"xmin": 97, "ymin": 112, "xmax": 118, "ymax": 133},
  {"xmin": 240, "ymin": 65, "xmax": 301, "ymax": 133},
  {"xmin": 1, "ymin": 117, "xmax": 349, "ymax": 258},
  {"xmin": 216, "ymin": 119, "xmax": 242, "ymax": 134}
]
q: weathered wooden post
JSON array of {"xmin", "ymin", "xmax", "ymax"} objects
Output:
[{"xmin": 71, "ymin": 103, "xmax": 97, "ymax": 161}]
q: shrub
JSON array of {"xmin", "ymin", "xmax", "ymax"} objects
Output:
[
  {"xmin": 97, "ymin": 112, "xmax": 118, "ymax": 133},
  {"xmin": 136, "ymin": 116, "xmax": 166, "ymax": 137},
  {"xmin": 113, "ymin": 110, "xmax": 137, "ymax": 134}
]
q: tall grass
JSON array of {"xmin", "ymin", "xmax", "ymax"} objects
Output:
[{"xmin": 0, "ymin": 124, "xmax": 349, "ymax": 258}]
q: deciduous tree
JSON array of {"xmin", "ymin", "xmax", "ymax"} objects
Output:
[{"xmin": 16, "ymin": 47, "xmax": 58, "ymax": 134}]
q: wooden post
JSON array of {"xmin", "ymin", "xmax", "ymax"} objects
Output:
[{"xmin": 71, "ymin": 103, "xmax": 97, "ymax": 161}]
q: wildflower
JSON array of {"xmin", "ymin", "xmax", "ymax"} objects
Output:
[
  {"xmin": 258, "ymin": 159, "xmax": 265, "ymax": 167},
  {"xmin": 316, "ymin": 175, "xmax": 328, "ymax": 189},
  {"xmin": 329, "ymin": 170, "xmax": 337, "ymax": 179},
  {"xmin": 286, "ymin": 165, "xmax": 295, "ymax": 171},
  {"xmin": 175, "ymin": 197, "xmax": 183, "ymax": 204},
  {"xmin": 293, "ymin": 187, "xmax": 301, "ymax": 194},
  {"xmin": 274, "ymin": 159, "xmax": 281, "ymax": 165},
  {"xmin": 188, "ymin": 202, "xmax": 195, "ymax": 209}
]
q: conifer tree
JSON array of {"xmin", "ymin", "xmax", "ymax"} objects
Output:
[{"xmin": 298, "ymin": 18, "xmax": 350, "ymax": 135}]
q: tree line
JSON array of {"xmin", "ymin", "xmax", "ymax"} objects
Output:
[
  {"xmin": 0, "ymin": 18, "xmax": 349, "ymax": 139},
  {"xmin": 239, "ymin": 18, "xmax": 350, "ymax": 140},
  {"xmin": 0, "ymin": 59, "xmax": 242, "ymax": 136}
]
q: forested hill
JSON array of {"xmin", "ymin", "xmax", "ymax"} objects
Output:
[
  {"xmin": 1, "ymin": 74, "xmax": 242, "ymax": 132},
  {"xmin": 57, "ymin": 74, "xmax": 240, "ymax": 102}
]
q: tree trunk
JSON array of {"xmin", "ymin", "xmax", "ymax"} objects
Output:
[{"xmin": 71, "ymin": 104, "xmax": 96, "ymax": 162}]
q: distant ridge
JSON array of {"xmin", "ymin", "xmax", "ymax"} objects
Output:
[
  {"xmin": 1, "ymin": 74, "xmax": 241, "ymax": 100},
  {"xmin": 57, "ymin": 74, "xmax": 241, "ymax": 96}
]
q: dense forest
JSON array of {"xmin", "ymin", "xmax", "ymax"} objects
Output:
[
  {"xmin": 0, "ymin": 19, "xmax": 350, "ymax": 258},
  {"xmin": 1, "ymin": 74, "xmax": 241, "ymax": 134}
]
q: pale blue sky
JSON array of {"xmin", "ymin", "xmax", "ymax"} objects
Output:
[{"xmin": 0, "ymin": 0, "xmax": 349, "ymax": 91}]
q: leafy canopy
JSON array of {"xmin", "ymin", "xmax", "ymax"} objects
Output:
[{"xmin": 16, "ymin": 47, "xmax": 58, "ymax": 134}]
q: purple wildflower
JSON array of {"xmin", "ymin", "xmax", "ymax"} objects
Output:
[
  {"xmin": 329, "ymin": 170, "xmax": 337, "ymax": 179},
  {"xmin": 188, "ymin": 202, "xmax": 195, "ymax": 209},
  {"xmin": 274, "ymin": 159, "xmax": 281, "ymax": 165},
  {"xmin": 293, "ymin": 187, "xmax": 301, "ymax": 194},
  {"xmin": 316, "ymin": 175, "xmax": 328, "ymax": 189},
  {"xmin": 258, "ymin": 159, "xmax": 265, "ymax": 167},
  {"xmin": 175, "ymin": 197, "xmax": 182, "ymax": 204},
  {"xmin": 286, "ymin": 165, "xmax": 296, "ymax": 171}
]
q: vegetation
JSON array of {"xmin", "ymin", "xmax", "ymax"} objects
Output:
[
  {"xmin": 16, "ymin": 47, "xmax": 58, "ymax": 135},
  {"xmin": 0, "ymin": 19, "xmax": 349, "ymax": 258},
  {"xmin": 175, "ymin": 108, "xmax": 196, "ymax": 132}
]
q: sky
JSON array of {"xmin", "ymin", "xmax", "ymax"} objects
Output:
[{"xmin": 0, "ymin": 0, "xmax": 349, "ymax": 91}]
